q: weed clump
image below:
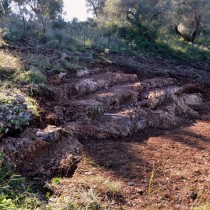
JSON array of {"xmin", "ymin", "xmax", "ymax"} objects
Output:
[
  {"xmin": 15, "ymin": 68, "xmax": 47, "ymax": 85},
  {"xmin": 0, "ymin": 153, "xmax": 43, "ymax": 210},
  {"xmin": 47, "ymin": 175, "xmax": 123, "ymax": 209},
  {"xmin": 0, "ymin": 51, "xmax": 21, "ymax": 80},
  {"xmin": 0, "ymin": 89, "xmax": 38, "ymax": 137}
]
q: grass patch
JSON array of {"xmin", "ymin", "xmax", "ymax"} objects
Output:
[
  {"xmin": 150, "ymin": 36, "xmax": 210, "ymax": 61},
  {"xmin": 49, "ymin": 188, "xmax": 101, "ymax": 210},
  {"xmin": 47, "ymin": 175, "xmax": 123, "ymax": 209},
  {"xmin": 62, "ymin": 61, "xmax": 83, "ymax": 70},
  {"xmin": 104, "ymin": 160, "xmax": 117, "ymax": 169},
  {"xmin": 194, "ymin": 205, "xmax": 210, "ymax": 210},
  {"xmin": 89, "ymin": 160, "xmax": 98, "ymax": 167},
  {"xmin": 51, "ymin": 177, "xmax": 62, "ymax": 185},
  {"xmin": 0, "ymin": 153, "xmax": 44, "ymax": 210},
  {"xmin": 23, "ymin": 54, "xmax": 65, "ymax": 73},
  {"xmin": 0, "ymin": 51, "xmax": 21, "ymax": 79},
  {"xmin": 89, "ymin": 176, "xmax": 122, "ymax": 196},
  {"xmin": 15, "ymin": 69, "xmax": 47, "ymax": 85}
]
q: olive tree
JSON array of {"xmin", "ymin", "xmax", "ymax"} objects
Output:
[
  {"xmin": 85, "ymin": 0, "xmax": 105, "ymax": 17},
  {"xmin": 171, "ymin": 0, "xmax": 210, "ymax": 42},
  {"xmin": 0, "ymin": 0, "xmax": 12, "ymax": 17},
  {"xmin": 102, "ymin": 0, "xmax": 161, "ymax": 41}
]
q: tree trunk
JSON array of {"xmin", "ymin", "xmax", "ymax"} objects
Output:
[
  {"xmin": 175, "ymin": 15, "xmax": 201, "ymax": 43},
  {"xmin": 175, "ymin": 25, "xmax": 196, "ymax": 43}
]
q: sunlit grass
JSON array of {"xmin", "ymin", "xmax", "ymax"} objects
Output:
[
  {"xmin": 194, "ymin": 205, "xmax": 210, "ymax": 210},
  {"xmin": 87, "ymin": 176, "xmax": 122, "ymax": 195},
  {"xmin": 48, "ymin": 187, "xmax": 101, "ymax": 210},
  {"xmin": 15, "ymin": 69, "xmax": 47, "ymax": 84},
  {"xmin": 0, "ymin": 51, "xmax": 21, "ymax": 77},
  {"xmin": 47, "ymin": 175, "xmax": 123, "ymax": 209}
]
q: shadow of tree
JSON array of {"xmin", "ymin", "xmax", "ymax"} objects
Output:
[
  {"xmin": 79, "ymin": 115, "xmax": 210, "ymax": 186},
  {"xmin": 80, "ymin": 137, "xmax": 151, "ymax": 181}
]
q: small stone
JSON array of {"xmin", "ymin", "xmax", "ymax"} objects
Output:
[
  {"xmin": 174, "ymin": 186, "xmax": 179, "ymax": 190},
  {"xmin": 137, "ymin": 188, "xmax": 144, "ymax": 195},
  {"xmin": 128, "ymin": 182, "xmax": 134, "ymax": 186},
  {"xmin": 61, "ymin": 52, "xmax": 69, "ymax": 61},
  {"xmin": 104, "ymin": 48, "xmax": 110, "ymax": 54},
  {"xmin": 84, "ymin": 172, "xmax": 93, "ymax": 175},
  {"xmin": 189, "ymin": 192, "xmax": 197, "ymax": 200},
  {"xmin": 76, "ymin": 68, "xmax": 89, "ymax": 77},
  {"xmin": 16, "ymin": 95, "xmax": 25, "ymax": 103},
  {"xmin": 6, "ymin": 114, "xmax": 13, "ymax": 120},
  {"xmin": 22, "ymin": 104, "xmax": 28, "ymax": 109},
  {"xmin": 164, "ymin": 193, "xmax": 170, "ymax": 199}
]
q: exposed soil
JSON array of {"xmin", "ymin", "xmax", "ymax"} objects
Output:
[
  {"xmin": 74, "ymin": 120, "xmax": 210, "ymax": 209},
  {"xmin": 1, "ymin": 53, "xmax": 210, "ymax": 209}
]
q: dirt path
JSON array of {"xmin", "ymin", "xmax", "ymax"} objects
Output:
[
  {"xmin": 1, "ymin": 62, "xmax": 210, "ymax": 209},
  {"xmin": 72, "ymin": 120, "xmax": 210, "ymax": 209}
]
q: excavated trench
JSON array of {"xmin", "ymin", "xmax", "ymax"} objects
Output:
[{"xmin": 0, "ymin": 66, "xmax": 205, "ymax": 179}]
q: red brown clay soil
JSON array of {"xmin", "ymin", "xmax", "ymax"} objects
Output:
[
  {"xmin": 1, "ymin": 59, "xmax": 210, "ymax": 209},
  {"xmin": 74, "ymin": 120, "xmax": 210, "ymax": 209},
  {"xmin": 46, "ymin": 63, "xmax": 210, "ymax": 209}
]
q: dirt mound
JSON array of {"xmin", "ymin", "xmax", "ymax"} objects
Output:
[{"xmin": 1, "ymin": 125, "xmax": 81, "ymax": 177}]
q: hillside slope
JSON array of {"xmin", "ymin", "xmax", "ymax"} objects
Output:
[{"xmin": 1, "ymin": 49, "xmax": 210, "ymax": 209}]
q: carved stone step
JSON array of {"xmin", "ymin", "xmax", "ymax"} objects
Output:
[
  {"xmin": 55, "ymin": 72, "xmax": 138, "ymax": 99},
  {"xmin": 65, "ymin": 92, "xmax": 202, "ymax": 139}
]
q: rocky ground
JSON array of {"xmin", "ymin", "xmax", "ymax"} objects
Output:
[{"xmin": 1, "ymin": 52, "xmax": 210, "ymax": 209}]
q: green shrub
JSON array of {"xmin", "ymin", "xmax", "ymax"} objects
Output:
[
  {"xmin": 15, "ymin": 69, "xmax": 47, "ymax": 84},
  {"xmin": 0, "ymin": 153, "xmax": 43, "ymax": 210},
  {"xmin": 46, "ymin": 39, "xmax": 60, "ymax": 49},
  {"xmin": 0, "ymin": 89, "xmax": 38, "ymax": 137}
]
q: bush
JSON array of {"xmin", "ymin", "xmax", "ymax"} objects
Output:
[
  {"xmin": 0, "ymin": 89, "xmax": 38, "ymax": 137},
  {"xmin": 46, "ymin": 39, "xmax": 60, "ymax": 49},
  {"xmin": 15, "ymin": 68, "xmax": 47, "ymax": 84},
  {"xmin": 0, "ymin": 153, "xmax": 43, "ymax": 210}
]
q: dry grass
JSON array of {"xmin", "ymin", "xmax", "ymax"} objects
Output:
[
  {"xmin": 87, "ymin": 176, "xmax": 122, "ymax": 196},
  {"xmin": 47, "ymin": 185, "xmax": 101, "ymax": 210},
  {"xmin": 0, "ymin": 51, "xmax": 21, "ymax": 77},
  {"xmin": 194, "ymin": 205, "xmax": 210, "ymax": 210},
  {"xmin": 47, "ymin": 174, "xmax": 123, "ymax": 210}
]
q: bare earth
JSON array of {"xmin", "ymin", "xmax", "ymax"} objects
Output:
[
  {"xmin": 76, "ymin": 120, "xmax": 210, "ymax": 209},
  {"xmin": 1, "ymin": 56, "xmax": 210, "ymax": 209}
]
